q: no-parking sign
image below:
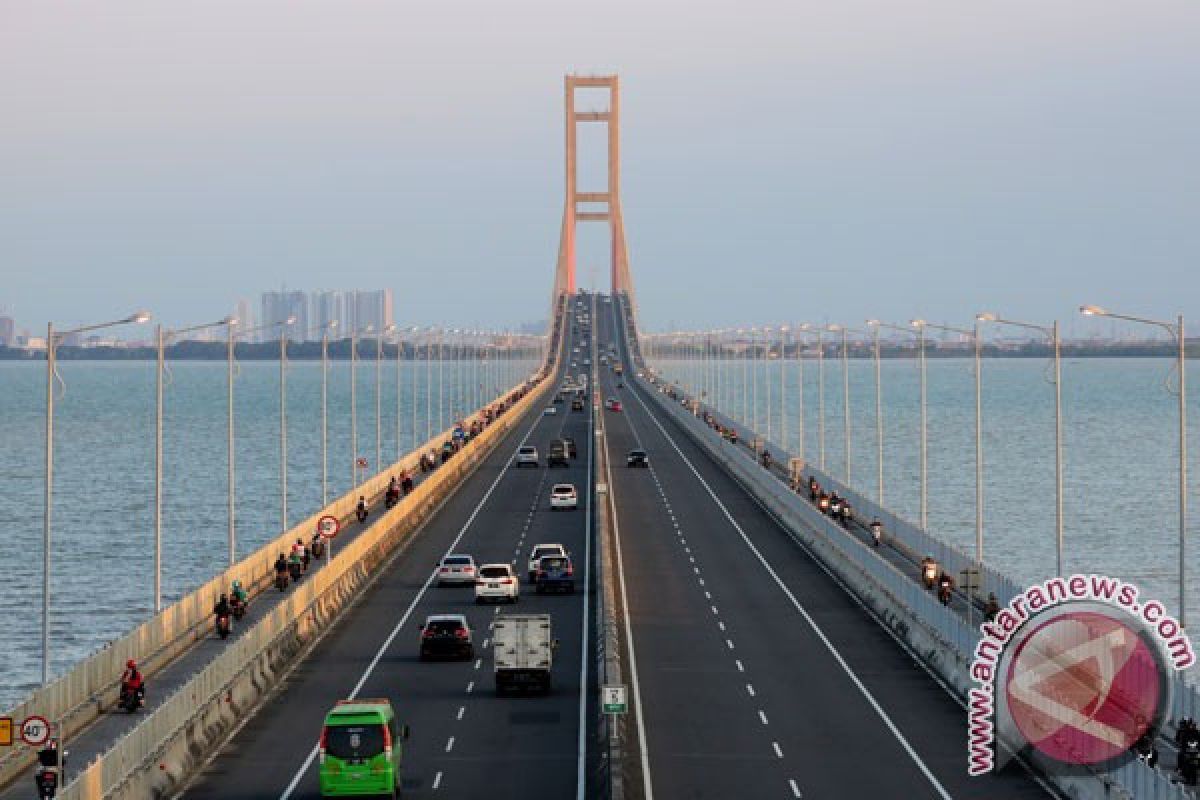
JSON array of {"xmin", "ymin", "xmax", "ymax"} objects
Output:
[{"xmin": 317, "ymin": 515, "xmax": 340, "ymax": 540}]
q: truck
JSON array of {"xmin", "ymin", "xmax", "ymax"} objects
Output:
[{"xmin": 493, "ymin": 613, "xmax": 555, "ymax": 694}]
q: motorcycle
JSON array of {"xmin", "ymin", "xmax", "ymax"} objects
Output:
[
  {"xmin": 355, "ymin": 505, "xmax": 369, "ymax": 524},
  {"xmin": 275, "ymin": 571, "xmax": 289, "ymax": 592},
  {"xmin": 230, "ymin": 596, "xmax": 247, "ymax": 621},
  {"xmin": 870, "ymin": 523, "xmax": 883, "ymax": 547},
  {"xmin": 385, "ymin": 487, "xmax": 400, "ymax": 509},
  {"xmin": 310, "ymin": 537, "xmax": 325, "ymax": 560},
  {"xmin": 938, "ymin": 577, "xmax": 953, "ymax": 606},
  {"xmin": 287, "ymin": 560, "xmax": 302, "ymax": 583},
  {"xmin": 922, "ymin": 562, "xmax": 938, "ymax": 590},
  {"xmin": 828, "ymin": 499, "xmax": 842, "ymax": 519},
  {"xmin": 215, "ymin": 613, "xmax": 232, "ymax": 640},
  {"xmin": 301, "ymin": 549, "xmax": 311, "ymax": 572},
  {"xmin": 34, "ymin": 767, "xmax": 61, "ymax": 799},
  {"xmin": 119, "ymin": 683, "xmax": 144, "ymax": 713},
  {"xmin": 1180, "ymin": 740, "xmax": 1200, "ymax": 786}
]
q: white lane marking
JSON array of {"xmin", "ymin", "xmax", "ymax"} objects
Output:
[
  {"xmin": 433, "ymin": 771, "xmax": 443, "ymax": 790},
  {"xmin": 457, "ymin": 706, "xmax": 465, "ymax": 721},
  {"xmin": 482, "ymin": 638, "xmax": 490, "ymax": 648},
  {"xmin": 759, "ymin": 710, "xmax": 770, "ymax": 726},
  {"xmin": 773, "ymin": 741, "xmax": 784, "ymax": 759},
  {"xmin": 445, "ymin": 736, "xmax": 456, "ymax": 753},
  {"xmin": 717, "ymin": 621, "xmax": 726, "ymax": 632},
  {"xmin": 693, "ymin": 567, "xmax": 700, "ymax": 575},
  {"xmin": 725, "ymin": 639, "xmax": 735, "ymax": 650},
  {"xmin": 576, "ymin": 344, "xmax": 596, "ymax": 800},
  {"xmin": 277, "ymin": 397, "xmax": 550, "ymax": 800},
  {"xmin": 746, "ymin": 684, "xmax": 756, "ymax": 697},
  {"xmin": 711, "ymin": 605, "xmax": 719, "ymax": 615},
  {"xmin": 698, "ymin": 578, "xmax": 705, "ymax": 586},
  {"xmin": 466, "ymin": 681, "xmax": 475, "ymax": 694},
  {"xmin": 627, "ymin": 380, "xmax": 954, "ymax": 800},
  {"xmin": 704, "ymin": 591, "xmax": 711, "ymax": 600},
  {"xmin": 789, "ymin": 778, "xmax": 802, "ymax": 797},
  {"xmin": 602, "ymin": 368, "xmax": 656, "ymax": 800},
  {"xmin": 474, "ymin": 659, "xmax": 482, "ymax": 670},
  {"xmin": 735, "ymin": 660, "xmax": 745, "ymax": 672}
]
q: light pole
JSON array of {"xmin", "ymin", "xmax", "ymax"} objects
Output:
[
  {"xmin": 863, "ymin": 321, "xmax": 885, "ymax": 505},
  {"xmin": 1082, "ymin": 305, "xmax": 1187, "ymax": 625},
  {"xmin": 376, "ymin": 323, "xmax": 396, "ymax": 472},
  {"xmin": 43, "ymin": 310, "xmax": 151, "ymax": 684},
  {"xmin": 155, "ymin": 316, "xmax": 236, "ymax": 612},
  {"xmin": 826, "ymin": 324, "xmax": 859, "ymax": 484},
  {"xmin": 913, "ymin": 318, "xmax": 983, "ymax": 567},
  {"xmin": 799, "ymin": 324, "xmax": 826, "ymax": 470},
  {"xmin": 977, "ymin": 313, "xmax": 1064, "ymax": 577},
  {"xmin": 869, "ymin": 320, "xmax": 923, "ymax": 513},
  {"xmin": 279, "ymin": 316, "xmax": 297, "ymax": 535},
  {"xmin": 320, "ymin": 321, "xmax": 339, "ymax": 506}
]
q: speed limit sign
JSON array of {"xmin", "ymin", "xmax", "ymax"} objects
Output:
[
  {"xmin": 356, "ymin": 457, "xmax": 369, "ymax": 468},
  {"xmin": 20, "ymin": 715, "xmax": 50, "ymax": 747},
  {"xmin": 317, "ymin": 515, "xmax": 340, "ymax": 540}
]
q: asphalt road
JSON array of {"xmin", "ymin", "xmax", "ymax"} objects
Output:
[
  {"xmin": 183, "ymin": 305, "xmax": 598, "ymax": 799},
  {"xmin": 599, "ymin": 296, "xmax": 1054, "ymax": 800}
]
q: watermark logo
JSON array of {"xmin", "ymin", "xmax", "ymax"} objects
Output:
[{"xmin": 968, "ymin": 575, "xmax": 1193, "ymax": 776}]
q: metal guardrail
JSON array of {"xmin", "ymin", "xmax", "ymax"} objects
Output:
[
  {"xmin": 636, "ymin": 365, "xmax": 1197, "ymax": 800},
  {"xmin": 55, "ymin": 369, "xmax": 556, "ymax": 799}
]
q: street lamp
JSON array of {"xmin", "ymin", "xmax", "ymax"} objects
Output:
[
  {"xmin": 826, "ymin": 324, "xmax": 863, "ymax": 484},
  {"xmin": 1081, "ymin": 304, "xmax": 1187, "ymax": 625},
  {"xmin": 43, "ymin": 309, "xmax": 151, "ymax": 683},
  {"xmin": 349, "ymin": 323, "xmax": 375, "ymax": 487},
  {"xmin": 912, "ymin": 318, "xmax": 984, "ymax": 570},
  {"xmin": 316, "ymin": 321, "xmax": 339, "ymax": 506},
  {"xmin": 376, "ymin": 323, "xmax": 397, "ymax": 472},
  {"xmin": 798, "ymin": 324, "xmax": 826, "ymax": 470},
  {"xmin": 155, "ymin": 315, "xmax": 236, "ymax": 612},
  {"xmin": 977, "ymin": 312, "xmax": 1064, "ymax": 577}
]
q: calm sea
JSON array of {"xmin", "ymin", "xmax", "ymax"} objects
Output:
[{"xmin": 0, "ymin": 359, "xmax": 535, "ymax": 707}]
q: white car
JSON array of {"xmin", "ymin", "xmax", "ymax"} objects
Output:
[
  {"xmin": 544, "ymin": 406, "xmax": 557, "ymax": 415},
  {"xmin": 475, "ymin": 563, "xmax": 519, "ymax": 604},
  {"xmin": 550, "ymin": 483, "xmax": 578, "ymax": 510},
  {"xmin": 515, "ymin": 445, "xmax": 538, "ymax": 468},
  {"xmin": 436, "ymin": 554, "xmax": 477, "ymax": 586},
  {"xmin": 527, "ymin": 543, "xmax": 567, "ymax": 583}
]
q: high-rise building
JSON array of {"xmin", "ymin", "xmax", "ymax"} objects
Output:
[
  {"xmin": 235, "ymin": 299, "xmax": 254, "ymax": 339},
  {"xmin": 352, "ymin": 289, "xmax": 394, "ymax": 334},
  {"xmin": 0, "ymin": 316, "xmax": 14, "ymax": 347},
  {"xmin": 260, "ymin": 290, "xmax": 308, "ymax": 341}
]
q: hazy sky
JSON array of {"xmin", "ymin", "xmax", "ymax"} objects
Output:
[{"xmin": 2, "ymin": 1, "xmax": 1198, "ymax": 335}]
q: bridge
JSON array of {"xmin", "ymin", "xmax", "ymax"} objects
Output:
[{"xmin": 2, "ymin": 75, "xmax": 1194, "ymax": 800}]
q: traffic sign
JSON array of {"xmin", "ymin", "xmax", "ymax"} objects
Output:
[
  {"xmin": 0, "ymin": 717, "xmax": 11, "ymax": 747},
  {"xmin": 317, "ymin": 515, "xmax": 340, "ymax": 540},
  {"xmin": 602, "ymin": 685, "xmax": 627, "ymax": 714},
  {"xmin": 19, "ymin": 715, "xmax": 50, "ymax": 747}
]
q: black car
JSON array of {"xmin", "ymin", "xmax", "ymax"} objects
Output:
[
  {"xmin": 627, "ymin": 449, "xmax": 649, "ymax": 468},
  {"xmin": 418, "ymin": 614, "xmax": 474, "ymax": 660}
]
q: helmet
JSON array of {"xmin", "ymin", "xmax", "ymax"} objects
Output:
[
  {"xmin": 232, "ymin": 580, "xmax": 241, "ymax": 590},
  {"xmin": 126, "ymin": 659, "xmax": 137, "ymax": 669},
  {"xmin": 219, "ymin": 593, "xmax": 227, "ymax": 601}
]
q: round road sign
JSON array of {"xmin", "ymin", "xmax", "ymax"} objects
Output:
[
  {"xmin": 317, "ymin": 515, "xmax": 340, "ymax": 540},
  {"xmin": 356, "ymin": 457, "xmax": 369, "ymax": 468},
  {"xmin": 20, "ymin": 715, "xmax": 50, "ymax": 747}
]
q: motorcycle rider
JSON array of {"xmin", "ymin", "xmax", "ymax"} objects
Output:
[
  {"xmin": 309, "ymin": 531, "xmax": 325, "ymax": 559},
  {"xmin": 984, "ymin": 593, "xmax": 1001, "ymax": 622},
  {"xmin": 34, "ymin": 737, "xmax": 66, "ymax": 797},
  {"xmin": 229, "ymin": 580, "xmax": 248, "ymax": 617},
  {"xmin": 1177, "ymin": 717, "xmax": 1200, "ymax": 775},
  {"xmin": 1134, "ymin": 732, "xmax": 1159, "ymax": 767},
  {"xmin": 938, "ymin": 571, "xmax": 955, "ymax": 606},
  {"xmin": 213, "ymin": 593, "xmax": 232, "ymax": 635},
  {"xmin": 920, "ymin": 556, "xmax": 938, "ymax": 589},
  {"xmin": 386, "ymin": 476, "xmax": 400, "ymax": 507},
  {"xmin": 870, "ymin": 518, "xmax": 883, "ymax": 547},
  {"xmin": 293, "ymin": 537, "xmax": 309, "ymax": 571},
  {"xmin": 120, "ymin": 659, "xmax": 145, "ymax": 709},
  {"xmin": 287, "ymin": 548, "xmax": 303, "ymax": 581},
  {"xmin": 355, "ymin": 496, "xmax": 369, "ymax": 523},
  {"xmin": 274, "ymin": 552, "xmax": 289, "ymax": 588}
]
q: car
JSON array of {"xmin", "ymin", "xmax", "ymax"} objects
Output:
[
  {"xmin": 571, "ymin": 397, "xmax": 584, "ymax": 411},
  {"xmin": 553, "ymin": 393, "xmax": 564, "ymax": 403},
  {"xmin": 583, "ymin": 358, "xmax": 591, "ymax": 366},
  {"xmin": 544, "ymin": 406, "xmax": 557, "ymax": 415},
  {"xmin": 627, "ymin": 449, "xmax": 649, "ymax": 468},
  {"xmin": 419, "ymin": 613, "xmax": 474, "ymax": 660},
  {"xmin": 606, "ymin": 399, "xmax": 623, "ymax": 412},
  {"xmin": 436, "ymin": 554, "xmax": 477, "ymax": 586},
  {"xmin": 527, "ymin": 543, "xmax": 567, "ymax": 582},
  {"xmin": 319, "ymin": 698, "xmax": 408, "ymax": 797},
  {"xmin": 534, "ymin": 555, "xmax": 575, "ymax": 594},
  {"xmin": 475, "ymin": 564, "xmax": 519, "ymax": 604},
  {"xmin": 547, "ymin": 439, "xmax": 569, "ymax": 467},
  {"xmin": 570, "ymin": 362, "xmax": 578, "ymax": 368},
  {"xmin": 515, "ymin": 445, "xmax": 538, "ymax": 467},
  {"xmin": 561, "ymin": 436, "xmax": 578, "ymax": 458},
  {"xmin": 550, "ymin": 483, "xmax": 578, "ymax": 510}
]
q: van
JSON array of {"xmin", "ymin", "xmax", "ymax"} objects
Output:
[
  {"xmin": 547, "ymin": 440, "xmax": 569, "ymax": 467},
  {"xmin": 319, "ymin": 698, "xmax": 408, "ymax": 797}
]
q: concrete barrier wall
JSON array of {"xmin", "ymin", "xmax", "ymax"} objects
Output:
[
  {"xmin": 56, "ymin": 369, "xmax": 555, "ymax": 800},
  {"xmin": 0, "ymin": 376, "xmax": 542, "ymax": 789}
]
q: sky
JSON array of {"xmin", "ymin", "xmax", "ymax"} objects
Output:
[{"xmin": 2, "ymin": 1, "xmax": 1198, "ymax": 336}]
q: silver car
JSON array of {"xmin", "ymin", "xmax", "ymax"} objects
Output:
[{"xmin": 436, "ymin": 554, "xmax": 477, "ymax": 586}]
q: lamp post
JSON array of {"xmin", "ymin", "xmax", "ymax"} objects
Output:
[
  {"xmin": 826, "ymin": 324, "xmax": 860, "ymax": 484},
  {"xmin": 350, "ymin": 324, "xmax": 374, "ymax": 487},
  {"xmin": 799, "ymin": 325, "xmax": 825, "ymax": 470},
  {"xmin": 912, "ymin": 318, "xmax": 983, "ymax": 567},
  {"xmin": 869, "ymin": 320, "xmax": 930, "ymax": 529},
  {"xmin": 320, "ymin": 321, "xmax": 339, "ymax": 506},
  {"xmin": 155, "ymin": 315, "xmax": 236, "ymax": 612},
  {"xmin": 376, "ymin": 323, "xmax": 396, "ymax": 473},
  {"xmin": 1082, "ymin": 305, "xmax": 1187, "ymax": 625},
  {"xmin": 977, "ymin": 313, "xmax": 1064, "ymax": 577},
  {"xmin": 43, "ymin": 310, "xmax": 151, "ymax": 684}
]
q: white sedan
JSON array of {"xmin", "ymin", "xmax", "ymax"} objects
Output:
[
  {"xmin": 550, "ymin": 483, "xmax": 578, "ymax": 510},
  {"xmin": 544, "ymin": 406, "xmax": 558, "ymax": 415},
  {"xmin": 475, "ymin": 563, "xmax": 519, "ymax": 604}
]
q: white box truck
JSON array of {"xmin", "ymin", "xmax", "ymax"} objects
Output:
[{"xmin": 493, "ymin": 613, "xmax": 555, "ymax": 694}]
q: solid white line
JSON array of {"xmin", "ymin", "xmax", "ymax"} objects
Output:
[
  {"xmin": 276, "ymin": 398, "xmax": 550, "ymax": 800},
  {"xmin": 602, "ymin": 362, "xmax": 655, "ymax": 800},
  {"xmin": 433, "ymin": 771, "xmax": 443, "ymax": 790},
  {"xmin": 576, "ymin": 333, "xmax": 596, "ymax": 800},
  {"xmin": 627, "ymin": 383, "xmax": 954, "ymax": 800},
  {"xmin": 789, "ymin": 778, "xmax": 802, "ymax": 797},
  {"xmin": 773, "ymin": 741, "xmax": 784, "ymax": 759},
  {"xmin": 445, "ymin": 736, "xmax": 455, "ymax": 753},
  {"xmin": 759, "ymin": 710, "xmax": 770, "ymax": 725}
]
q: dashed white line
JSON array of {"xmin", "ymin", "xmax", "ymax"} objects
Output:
[
  {"xmin": 445, "ymin": 736, "xmax": 456, "ymax": 753},
  {"xmin": 457, "ymin": 706, "xmax": 465, "ymax": 721},
  {"xmin": 735, "ymin": 660, "xmax": 745, "ymax": 672},
  {"xmin": 474, "ymin": 658, "xmax": 482, "ymax": 670},
  {"xmin": 433, "ymin": 771, "xmax": 443, "ymax": 790},
  {"xmin": 746, "ymin": 684, "xmax": 756, "ymax": 697},
  {"xmin": 772, "ymin": 741, "xmax": 784, "ymax": 759},
  {"xmin": 789, "ymin": 778, "xmax": 802, "ymax": 797},
  {"xmin": 759, "ymin": 710, "xmax": 770, "ymax": 726},
  {"xmin": 466, "ymin": 680, "xmax": 475, "ymax": 693},
  {"xmin": 710, "ymin": 605, "xmax": 719, "ymax": 615},
  {"xmin": 725, "ymin": 639, "xmax": 735, "ymax": 650},
  {"xmin": 704, "ymin": 591, "xmax": 712, "ymax": 600},
  {"xmin": 717, "ymin": 621, "xmax": 726, "ymax": 632}
]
